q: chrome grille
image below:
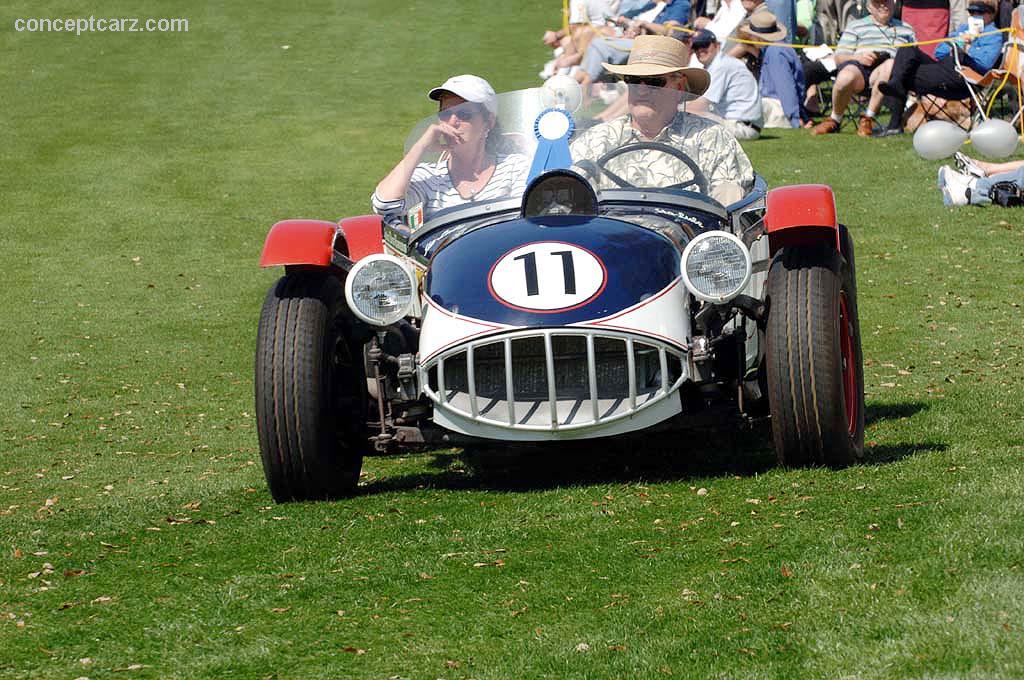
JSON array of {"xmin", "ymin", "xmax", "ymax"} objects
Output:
[{"xmin": 420, "ymin": 329, "xmax": 687, "ymax": 432}]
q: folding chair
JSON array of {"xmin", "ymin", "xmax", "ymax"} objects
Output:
[{"xmin": 958, "ymin": 6, "xmax": 1024, "ymax": 128}]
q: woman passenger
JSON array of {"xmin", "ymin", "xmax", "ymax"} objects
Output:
[{"xmin": 372, "ymin": 75, "xmax": 529, "ymax": 223}]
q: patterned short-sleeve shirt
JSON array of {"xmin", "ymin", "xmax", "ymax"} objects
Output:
[{"xmin": 569, "ymin": 112, "xmax": 755, "ymax": 204}]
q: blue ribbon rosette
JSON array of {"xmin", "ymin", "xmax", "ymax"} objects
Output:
[{"xmin": 527, "ymin": 108, "xmax": 575, "ymax": 183}]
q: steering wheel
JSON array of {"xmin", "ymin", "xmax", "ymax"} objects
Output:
[{"xmin": 595, "ymin": 141, "xmax": 709, "ymax": 194}]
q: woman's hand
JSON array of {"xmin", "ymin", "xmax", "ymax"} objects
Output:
[{"xmin": 416, "ymin": 121, "xmax": 467, "ymax": 153}]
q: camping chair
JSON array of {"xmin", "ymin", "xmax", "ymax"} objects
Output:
[{"xmin": 957, "ymin": 6, "xmax": 1024, "ymax": 128}]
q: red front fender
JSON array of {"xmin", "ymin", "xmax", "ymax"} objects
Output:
[
  {"xmin": 259, "ymin": 219, "xmax": 338, "ymax": 268},
  {"xmin": 337, "ymin": 215, "xmax": 384, "ymax": 261},
  {"xmin": 764, "ymin": 184, "xmax": 841, "ymax": 256},
  {"xmin": 259, "ymin": 216, "xmax": 384, "ymax": 268}
]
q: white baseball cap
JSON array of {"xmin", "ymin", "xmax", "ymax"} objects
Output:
[{"xmin": 428, "ymin": 74, "xmax": 498, "ymax": 116}]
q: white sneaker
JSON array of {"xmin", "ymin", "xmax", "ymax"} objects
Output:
[
  {"xmin": 954, "ymin": 151, "xmax": 985, "ymax": 178},
  {"xmin": 937, "ymin": 166, "xmax": 974, "ymax": 207},
  {"xmin": 539, "ymin": 60, "xmax": 556, "ymax": 80}
]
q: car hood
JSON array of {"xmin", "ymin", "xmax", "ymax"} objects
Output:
[{"xmin": 424, "ymin": 215, "xmax": 680, "ymax": 327}]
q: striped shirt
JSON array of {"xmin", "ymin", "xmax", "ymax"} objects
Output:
[
  {"xmin": 372, "ymin": 153, "xmax": 530, "ymax": 222},
  {"xmin": 836, "ymin": 16, "xmax": 916, "ymax": 56}
]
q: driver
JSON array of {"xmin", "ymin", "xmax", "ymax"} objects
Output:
[{"xmin": 570, "ymin": 34, "xmax": 755, "ymax": 205}]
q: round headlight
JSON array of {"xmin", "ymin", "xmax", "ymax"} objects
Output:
[
  {"xmin": 344, "ymin": 254, "xmax": 416, "ymax": 326},
  {"xmin": 680, "ymin": 231, "xmax": 752, "ymax": 304}
]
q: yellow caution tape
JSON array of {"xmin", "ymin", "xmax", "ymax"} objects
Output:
[{"xmin": 664, "ymin": 23, "xmax": 1014, "ymax": 52}]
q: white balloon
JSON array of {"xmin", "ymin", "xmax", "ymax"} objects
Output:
[
  {"xmin": 970, "ymin": 119, "xmax": 1020, "ymax": 158},
  {"xmin": 913, "ymin": 120, "xmax": 969, "ymax": 160},
  {"xmin": 540, "ymin": 74, "xmax": 583, "ymax": 113}
]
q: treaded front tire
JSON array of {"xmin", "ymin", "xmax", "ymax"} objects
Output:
[
  {"xmin": 255, "ymin": 271, "xmax": 369, "ymax": 501},
  {"xmin": 765, "ymin": 245, "xmax": 865, "ymax": 467}
]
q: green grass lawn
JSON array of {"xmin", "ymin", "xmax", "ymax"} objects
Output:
[{"xmin": 3, "ymin": 1, "xmax": 1024, "ymax": 678}]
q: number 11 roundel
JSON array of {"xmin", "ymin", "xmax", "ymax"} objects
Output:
[{"xmin": 487, "ymin": 241, "xmax": 607, "ymax": 313}]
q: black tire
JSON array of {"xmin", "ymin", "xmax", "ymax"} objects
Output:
[
  {"xmin": 255, "ymin": 272, "xmax": 369, "ymax": 501},
  {"xmin": 765, "ymin": 245, "xmax": 865, "ymax": 467}
]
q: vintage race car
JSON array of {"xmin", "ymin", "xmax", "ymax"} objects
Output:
[{"xmin": 255, "ymin": 84, "xmax": 865, "ymax": 502}]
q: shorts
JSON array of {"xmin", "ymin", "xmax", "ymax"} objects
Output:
[{"xmin": 838, "ymin": 56, "xmax": 889, "ymax": 94}]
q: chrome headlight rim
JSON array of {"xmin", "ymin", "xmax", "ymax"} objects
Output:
[
  {"xmin": 680, "ymin": 231, "xmax": 752, "ymax": 304},
  {"xmin": 344, "ymin": 253, "xmax": 416, "ymax": 327}
]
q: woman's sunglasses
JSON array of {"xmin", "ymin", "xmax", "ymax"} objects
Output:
[
  {"xmin": 437, "ymin": 104, "xmax": 479, "ymax": 122},
  {"xmin": 622, "ymin": 75, "xmax": 668, "ymax": 88}
]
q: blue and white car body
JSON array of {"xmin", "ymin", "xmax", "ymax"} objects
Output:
[{"xmin": 255, "ymin": 84, "xmax": 864, "ymax": 502}]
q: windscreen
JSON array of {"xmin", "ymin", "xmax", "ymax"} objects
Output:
[{"xmin": 385, "ymin": 82, "xmax": 752, "ymax": 226}]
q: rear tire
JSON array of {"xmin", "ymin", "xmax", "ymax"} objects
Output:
[
  {"xmin": 255, "ymin": 272, "xmax": 369, "ymax": 501},
  {"xmin": 765, "ymin": 245, "xmax": 864, "ymax": 467}
]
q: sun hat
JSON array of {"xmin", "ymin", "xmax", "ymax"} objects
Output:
[
  {"xmin": 603, "ymin": 34, "xmax": 711, "ymax": 96},
  {"xmin": 738, "ymin": 10, "xmax": 788, "ymax": 42},
  {"xmin": 428, "ymin": 74, "xmax": 498, "ymax": 115}
]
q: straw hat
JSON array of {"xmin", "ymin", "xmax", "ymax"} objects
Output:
[
  {"xmin": 738, "ymin": 11, "xmax": 788, "ymax": 43},
  {"xmin": 603, "ymin": 35, "xmax": 710, "ymax": 96}
]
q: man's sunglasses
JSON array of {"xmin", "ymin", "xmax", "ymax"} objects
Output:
[
  {"xmin": 437, "ymin": 104, "xmax": 479, "ymax": 122},
  {"xmin": 967, "ymin": 7, "xmax": 991, "ymax": 14},
  {"xmin": 622, "ymin": 75, "xmax": 668, "ymax": 88}
]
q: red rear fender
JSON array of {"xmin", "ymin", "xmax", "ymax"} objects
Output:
[
  {"xmin": 764, "ymin": 185, "xmax": 841, "ymax": 256},
  {"xmin": 259, "ymin": 219, "xmax": 339, "ymax": 268}
]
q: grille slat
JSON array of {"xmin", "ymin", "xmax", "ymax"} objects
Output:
[
  {"xmin": 467, "ymin": 345, "xmax": 478, "ymax": 419},
  {"xmin": 626, "ymin": 338, "xmax": 637, "ymax": 411},
  {"xmin": 544, "ymin": 333, "xmax": 558, "ymax": 428},
  {"xmin": 586, "ymin": 335, "xmax": 599, "ymax": 424},
  {"xmin": 504, "ymin": 338, "xmax": 515, "ymax": 426}
]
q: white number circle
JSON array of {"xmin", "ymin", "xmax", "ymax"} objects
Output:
[{"xmin": 488, "ymin": 241, "xmax": 606, "ymax": 312}]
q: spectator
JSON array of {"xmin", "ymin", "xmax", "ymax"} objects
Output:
[
  {"xmin": 765, "ymin": 0, "xmax": 799, "ymax": 44},
  {"xmin": 576, "ymin": 0, "xmax": 693, "ymax": 89},
  {"xmin": 900, "ymin": 0, "xmax": 952, "ymax": 59},
  {"xmin": 540, "ymin": 0, "xmax": 620, "ymax": 79},
  {"xmin": 695, "ymin": 0, "xmax": 748, "ymax": 44},
  {"xmin": 938, "ymin": 153, "xmax": 1024, "ymax": 206},
  {"xmin": 618, "ymin": 0, "xmax": 655, "ymax": 13},
  {"xmin": 613, "ymin": 0, "xmax": 692, "ymax": 35},
  {"xmin": 687, "ymin": 29, "xmax": 765, "ymax": 138},
  {"xmin": 373, "ymin": 75, "xmax": 529, "ymax": 222},
  {"xmin": 810, "ymin": 0, "xmax": 916, "ymax": 136},
  {"xmin": 726, "ymin": 0, "xmax": 775, "ymax": 63},
  {"xmin": 876, "ymin": 0, "xmax": 1003, "ymax": 134},
  {"xmin": 738, "ymin": 12, "xmax": 806, "ymax": 127}
]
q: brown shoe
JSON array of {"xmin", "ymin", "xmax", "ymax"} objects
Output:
[
  {"xmin": 857, "ymin": 115, "xmax": 875, "ymax": 137},
  {"xmin": 811, "ymin": 118, "xmax": 840, "ymax": 135}
]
